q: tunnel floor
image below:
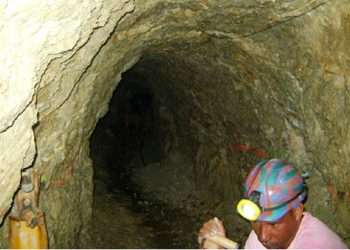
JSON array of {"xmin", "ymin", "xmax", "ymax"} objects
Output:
[{"xmin": 88, "ymin": 172, "xmax": 199, "ymax": 248}]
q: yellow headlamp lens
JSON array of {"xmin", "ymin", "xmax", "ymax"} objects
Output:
[{"xmin": 236, "ymin": 199, "xmax": 261, "ymax": 221}]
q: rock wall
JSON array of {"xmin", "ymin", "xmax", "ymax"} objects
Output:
[{"xmin": 0, "ymin": 0, "xmax": 349, "ymax": 247}]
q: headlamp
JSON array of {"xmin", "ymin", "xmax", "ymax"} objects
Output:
[
  {"xmin": 236, "ymin": 191, "xmax": 261, "ymax": 221},
  {"xmin": 236, "ymin": 189, "xmax": 305, "ymax": 221}
]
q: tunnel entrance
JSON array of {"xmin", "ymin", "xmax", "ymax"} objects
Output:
[{"xmin": 88, "ymin": 67, "xmax": 201, "ymax": 248}]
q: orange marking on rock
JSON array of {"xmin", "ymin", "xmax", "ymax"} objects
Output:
[
  {"xmin": 252, "ymin": 149, "xmax": 269, "ymax": 158},
  {"xmin": 229, "ymin": 143, "xmax": 251, "ymax": 153},
  {"xmin": 229, "ymin": 143, "xmax": 268, "ymax": 158}
]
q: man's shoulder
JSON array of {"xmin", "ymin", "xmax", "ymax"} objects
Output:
[
  {"xmin": 301, "ymin": 212, "xmax": 338, "ymax": 234},
  {"xmin": 294, "ymin": 212, "xmax": 347, "ymax": 249}
]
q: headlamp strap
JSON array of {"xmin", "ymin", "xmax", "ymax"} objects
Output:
[{"xmin": 246, "ymin": 189, "xmax": 305, "ymax": 212}]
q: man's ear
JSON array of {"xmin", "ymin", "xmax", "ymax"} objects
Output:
[{"xmin": 293, "ymin": 204, "xmax": 304, "ymax": 221}]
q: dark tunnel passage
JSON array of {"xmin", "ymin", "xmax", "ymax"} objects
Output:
[
  {"xmin": 91, "ymin": 72, "xmax": 162, "ymax": 189},
  {"xmin": 89, "ymin": 66, "xmax": 202, "ymax": 248}
]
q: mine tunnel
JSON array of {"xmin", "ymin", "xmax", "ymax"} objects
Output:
[
  {"xmin": 89, "ymin": 66, "xmax": 202, "ymax": 248},
  {"xmin": 0, "ymin": 1, "xmax": 350, "ymax": 249}
]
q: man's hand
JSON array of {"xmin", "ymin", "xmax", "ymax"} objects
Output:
[{"xmin": 198, "ymin": 217, "xmax": 226, "ymax": 249}]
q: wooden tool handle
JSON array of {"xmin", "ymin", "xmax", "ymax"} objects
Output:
[{"xmin": 206, "ymin": 235, "xmax": 239, "ymax": 249}]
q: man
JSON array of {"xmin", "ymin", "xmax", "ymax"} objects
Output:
[{"xmin": 198, "ymin": 159, "xmax": 347, "ymax": 249}]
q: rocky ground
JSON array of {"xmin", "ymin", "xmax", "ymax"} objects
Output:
[{"xmin": 87, "ymin": 151, "xmax": 202, "ymax": 248}]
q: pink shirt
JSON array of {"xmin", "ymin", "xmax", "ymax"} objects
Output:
[{"xmin": 244, "ymin": 212, "xmax": 347, "ymax": 249}]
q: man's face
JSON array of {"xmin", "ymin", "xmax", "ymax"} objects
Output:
[{"xmin": 251, "ymin": 207, "xmax": 303, "ymax": 249}]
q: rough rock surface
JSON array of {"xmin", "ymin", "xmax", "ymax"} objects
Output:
[{"xmin": 0, "ymin": 0, "xmax": 349, "ymax": 247}]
